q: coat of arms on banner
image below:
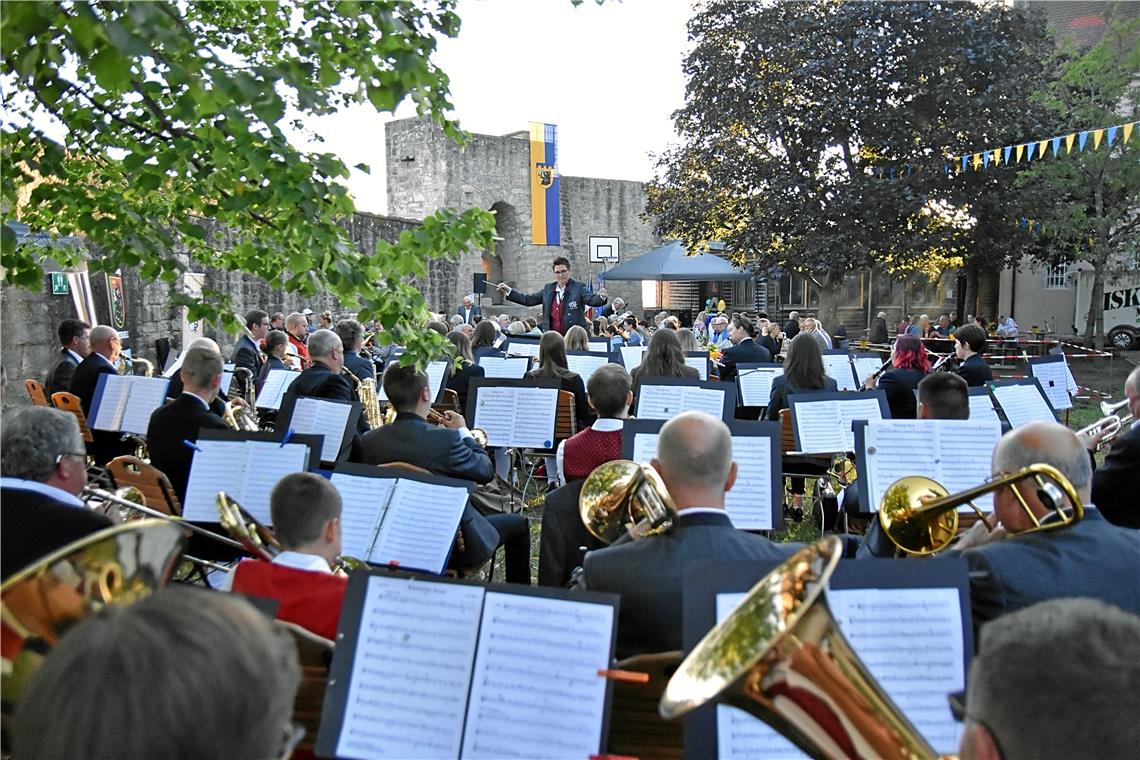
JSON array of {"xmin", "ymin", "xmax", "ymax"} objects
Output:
[
  {"xmin": 107, "ymin": 272, "xmax": 126, "ymax": 329},
  {"xmin": 535, "ymin": 164, "xmax": 555, "ymax": 188}
]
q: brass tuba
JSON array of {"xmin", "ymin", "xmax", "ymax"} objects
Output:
[
  {"xmin": 878, "ymin": 463, "xmax": 1083, "ymax": 556},
  {"xmin": 224, "ymin": 367, "xmax": 260, "ymax": 431},
  {"xmin": 579, "ymin": 460, "xmax": 677, "ymax": 545},
  {"xmin": 659, "ymin": 536, "xmax": 939, "ymax": 760}
]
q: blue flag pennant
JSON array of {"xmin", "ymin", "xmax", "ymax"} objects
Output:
[
  {"xmin": 1106, "ymin": 126, "xmax": 1118, "ymax": 146},
  {"xmin": 1078, "ymin": 131, "xmax": 1089, "ymax": 151}
]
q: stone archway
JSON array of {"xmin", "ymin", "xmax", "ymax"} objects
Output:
[{"xmin": 485, "ymin": 201, "xmax": 520, "ymax": 305}]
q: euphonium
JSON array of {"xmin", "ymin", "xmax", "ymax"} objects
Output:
[
  {"xmin": 224, "ymin": 368, "xmax": 260, "ymax": 431},
  {"xmin": 659, "ymin": 536, "xmax": 939, "ymax": 760},
  {"xmin": 579, "ymin": 460, "xmax": 677, "ymax": 545},
  {"xmin": 877, "ymin": 463, "xmax": 1083, "ymax": 556}
]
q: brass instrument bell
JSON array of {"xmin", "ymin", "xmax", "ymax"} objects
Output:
[{"xmin": 579, "ymin": 460, "xmax": 677, "ymax": 545}]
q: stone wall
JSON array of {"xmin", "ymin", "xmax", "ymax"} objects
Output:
[{"xmin": 1, "ymin": 212, "xmax": 422, "ymax": 410}]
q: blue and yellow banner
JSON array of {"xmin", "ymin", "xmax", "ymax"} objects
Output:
[{"xmin": 530, "ymin": 122, "xmax": 561, "ymax": 246}]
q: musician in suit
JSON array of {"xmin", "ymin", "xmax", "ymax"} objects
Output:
[
  {"xmin": 862, "ymin": 334, "xmax": 928, "ymax": 419},
  {"xmin": 497, "ymin": 256, "xmax": 608, "ymax": 335},
  {"xmin": 285, "ymin": 311, "xmax": 312, "ymax": 369},
  {"xmin": 334, "ymin": 318, "xmax": 375, "ymax": 381},
  {"xmin": 46, "ymin": 319, "xmax": 91, "ymax": 397},
  {"xmin": 574, "ymin": 411, "xmax": 796, "ymax": 657},
  {"xmin": 352, "ymin": 364, "xmax": 530, "ymax": 583},
  {"xmin": 257, "ymin": 330, "xmax": 292, "ymax": 392},
  {"xmin": 0, "ymin": 407, "xmax": 112, "ymax": 580},
  {"xmin": 718, "ymin": 314, "xmax": 771, "ymax": 383},
  {"xmin": 953, "ymin": 324, "xmax": 992, "ymax": 387},
  {"xmin": 68, "ymin": 324, "xmax": 134, "ymax": 465},
  {"xmin": 1088, "ymin": 365, "xmax": 1140, "ymax": 529},
  {"xmin": 456, "ymin": 294, "xmax": 481, "ymax": 326},
  {"xmin": 224, "ymin": 473, "xmax": 348, "ymax": 641},
  {"xmin": 280, "ymin": 328, "xmax": 369, "ymax": 434},
  {"xmin": 146, "ymin": 346, "xmax": 229, "ymax": 505},
  {"xmin": 231, "ymin": 309, "xmax": 268, "ymax": 384}
]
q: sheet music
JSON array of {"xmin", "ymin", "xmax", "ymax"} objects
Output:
[
  {"xmin": 118, "ymin": 377, "xmax": 171, "ymax": 435},
  {"xmin": 256, "ymin": 369, "xmax": 299, "ymax": 410},
  {"xmin": 968, "ymin": 393, "xmax": 1000, "ymax": 423},
  {"xmin": 370, "ymin": 480, "xmax": 468, "ymax": 572},
  {"xmin": 477, "ymin": 356, "xmax": 530, "ymax": 379},
  {"xmin": 821, "ymin": 353, "xmax": 858, "ymax": 391},
  {"xmin": 1063, "ymin": 357, "xmax": 1078, "ymax": 393},
  {"xmin": 1029, "ymin": 360, "xmax": 1073, "ymax": 411},
  {"xmin": 835, "ymin": 397, "xmax": 887, "ymax": 452},
  {"xmin": 638, "ymin": 385, "xmax": 726, "ymax": 421},
  {"xmin": 335, "ymin": 576, "xmax": 485, "ymax": 760},
  {"xmin": 288, "ymin": 396, "xmax": 353, "ymax": 461},
  {"xmin": 588, "ymin": 338, "xmax": 610, "ymax": 352},
  {"xmin": 90, "ymin": 374, "xmax": 132, "ymax": 431},
  {"xmin": 426, "ymin": 360, "xmax": 450, "ymax": 403},
  {"xmin": 472, "ymin": 386, "xmax": 558, "ymax": 449},
  {"xmin": 239, "ymin": 440, "xmax": 311, "ymax": 524},
  {"xmin": 220, "ymin": 370, "xmax": 234, "ymax": 397},
  {"xmin": 793, "ymin": 397, "xmax": 883, "ymax": 454},
  {"xmin": 461, "ymin": 593, "xmax": 614, "ymax": 759},
  {"xmin": 631, "ymin": 433, "xmax": 660, "ymax": 465},
  {"xmin": 162, "ymin": 351, "xmax": 183, "ymax": 378},
  {"xmin": 725, "ymin": 436, "xmax": 775, "ymax": 530},
  {"xmin": 684, "ymin": 355, "xmax": 709, "ymax": 380},
  {"xmin": 863, "ymin": 420, "xmax": 999, "ymax": 514},
  {"xmin": 991, "ymin": 384, "xmax": 1055, "ymax": 428},
  {"xmin": 565, "ymin": 353, "xmax": 611, "ymax": 384},
  {"xmin": 181, "ymin": 440, "xmax": 249, "ymax": 522},
  {"xmin": 620, "ymin": 345, "xmax": 647, "ymax": 370},
  {"xmin": 330, "ymin": 473, "xmax": 396, "ymax": 560},
  {"xmin": 828, "ymin": 588, "xmax": 965, "ymax": 755},
  {"xmin": 505, "ymin": 341, "xmax": 541, "ymax": 358},
  {"xmin": 853, "ymin": 355, "xmax": 885, "ymax": 385},
  {"xmin": 738, "ymin": 368, "xmax": 783, "ymax": 406}
]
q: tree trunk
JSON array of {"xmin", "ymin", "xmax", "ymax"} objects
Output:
[
  {"xmin": 1085, "ymin": 267, "xmax": 1105, "ymax": 350},
  {"xmin": 816, "ymin": 278, "xmax": 843, "ymax": 330},
  {"xmin": 963, "ymin": 268, "xmax": 979, "ymax": 321},
  {"xmin": 977, "ymin": 268, "xmax": 1000, "ymax": 324}
]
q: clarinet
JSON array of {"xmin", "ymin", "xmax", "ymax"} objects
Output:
[{"xmin": 858, "ymin": 358, "xmax": 892, "ymax": 391}]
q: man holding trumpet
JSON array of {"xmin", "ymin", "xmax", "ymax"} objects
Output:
[{"xmin": 1081, "ymin": 365, "xmax": 1139, "ymax": 529}]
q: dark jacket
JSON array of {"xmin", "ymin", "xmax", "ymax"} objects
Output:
[
  {"xmin": 757, "ymin": 335, "xmax": 780, "ymax": 358},
  {"xmin": 765, "ymin": 375, "xmax": 839, "ymax": 420},
  {"xmin": 342, "ymin": 350, "xmax": 375, "ymax": 382},
  {"xmin": 69, "ymin": 353, "xmax": 134, "ymax": 465},
  {"xmin": 782, "ymin": 319, "xmax": 800, "ymax": 339},
  {"xmin": 878, "ymin": 367, "xmax": 925, "ymax": 419},
  {"xmin": 1, "ymin": 485, "xmax": 113, "ymax": 580},
  {"xmin": 868, "ymin": 317, "xmax": 889, "ymax": 345},
  {"xmin": 537, "ymin": 480, "xmax": 604, "ymax": 588},
  {"xmin": 473, "ymin": 345, "xmax": 506, "ymax": 362},
  {"xmin": 1091, "ymin": 425, "xmax": 1140, "ymax": 529},
  {"xmin": 956, "ymin": 354, "xmax": 993, "ymax": 387},
  {"xmin": 447, "ymin": 360, "xmax": 485, "ymax": 411},
  {"xmin": 719, "ymin": 338, "xmax": 772, "ymax": 383},
  {"xmin": 231, "ymin": 335, "xmax": 265, "ymax": 381},
  {"xmin": 578, "ymin": 510, "xmax": 795, "ymax": 657},
  {"xmin": 505, "ymin": 278, "xmax": 607, "ymax": 333},
  {"xmin": 456, "ymin": 303, "xmax": 482, "ymax": 325},
  {"xmin": 46, "ymin": 349, "xmax": 81, "ymax": 397},
  {"xmin": 146, "ymin": 393, "xmax": 229, "ymax": 504}
]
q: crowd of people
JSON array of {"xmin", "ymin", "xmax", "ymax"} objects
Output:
[{"xmin": 3, "ymin": 253, "xmax": 1137, "ymax": 758}]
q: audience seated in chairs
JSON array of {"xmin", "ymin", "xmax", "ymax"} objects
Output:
[{"xmin": 12, "ymin": 586, "xmax": 300, "ymax": 760}]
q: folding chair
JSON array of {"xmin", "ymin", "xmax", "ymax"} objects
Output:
[
  {"xmin": 50, "ymin": 391, "xmax": 94, "ymax": 444},
  {"xmin": 105, "ymin": 456, "xmax": 183, "ymax": 516},
  {"xmin": 778, "ymin": 409, "xmax": 834, "ymax": 528},
  {"xmin": 518, "ymin": 390, "xmax": 577, "ymax": 496},
  {"xmin": 25, "ymin": 379, "xmax": 50, "ymax": 407}
]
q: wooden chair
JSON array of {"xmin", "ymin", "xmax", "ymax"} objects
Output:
[
  {"xmin": 50, "ymin": 391, "xmax": 94, "ymax": 443},
  {"xmin": 105, "ymin": 456, "xmax": 183, "ymax": 516},
  {"xmin": 778, "ymin": 409, "xmax": 833, "ymax": 526},
  {"xmin": 605, "ymin": 651, "xmax": 685, "ymax": 760},
  {"xmin": 432, "ymin": 388, "xmax": 462, "ymax": 415},
  {"xmin": 519, "ymin": 390, "xmax": 577, "ymax": 494},
  {"xmin": 25, "ymin": 379, "xmax": 50, "ymax": 406},
  {"xmin": 275, "ymin": 620, "xmax": 334, "ymax": 759}
]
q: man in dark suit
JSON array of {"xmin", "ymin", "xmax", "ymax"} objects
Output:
[
  {"xmin": 46, "ymin": 319, "xmax": 91, "ymax": 397},
  {"xmin": 598, "ymin": 297, "xmax": 626, "ymax": 319},
  {"xmin": 231, "ymin": 309, "xmax": 268, "ymax": 385},
  {"xmin": 574, "ymin": 411, "xmax": 796, "ymax": 656},
  {"xmin": 1, "ymin": 407, "xmax": 112, "ymax": 580},
  {"xmin": 68, "ymin": 324, "xmax": 134, "ymax": 465},
  {"xmin": 280, "ymin": 328, "xmax": 368, "ymax": 436},
  {"xmin": 1087, "ymin": 365, "xmax": 1139, "ymax": 529},
  {"xmin": 497, "ymin": 256, "xmax": 608, "ymax": 334},
  {"xmin": 456, "ymin": 294, "xmax": 481, "ymax": 326},
  {"xmin": 718, "ymin": 314, "xmax": 771, "ymax": 383},
  {"xmin": 953, "ymin": 324, "xmax": 992, "ymax": 387},
  {"xmin": 146, "ymin": 346, "xmax": 229, "ymax": 504},
  {"xmin": 353, "ymin": 364, "xmax": 530, "ymax": 583},
  {"xmin": 334, "ymin": 318, "xmax": 375, "ymax": 381},
  {"xmin": 782, "ymin": 310, "xmax": 800, "ymax": 339}
]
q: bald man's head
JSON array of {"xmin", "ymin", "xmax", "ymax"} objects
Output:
[
  {"xmin": 991, "ymin": 421, "xmax": 1090, "ymax": 531},
  {"xmin": 653, "ymin": 411, "xmax": 734, "ymax": 502},
  {"xmin": 88, "ymin": 325, "xmax": 121, "ymax": 361},
  {"xmin": 186, "ymin": 337, "xmax": 220, "ymax": 353}
]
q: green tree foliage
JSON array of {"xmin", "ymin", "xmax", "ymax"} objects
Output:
[
  {"xmin": 1013, "ymin": 13, "xmax": 1139, "ymax": 347},
  {"xmin": 1, "ymin": 1, "xmax": 496, "ymax": 365},
  {"xmin": 646, "ymin": 0, "xmax": 1054, "ymax": 321}
]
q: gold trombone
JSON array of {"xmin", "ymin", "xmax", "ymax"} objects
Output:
[
  {"xmin": 82, "ymin": 486, "xmax": 247, "ymax": 556},
  {"xmin": 579, "ymin": 460, "xmax": 677, "ymax": 545},
  {"xmin": 877, "ymin": 463, "xmax": 1083, "ymax": 556}
]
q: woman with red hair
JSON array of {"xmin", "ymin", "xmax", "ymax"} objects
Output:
[{"xmin": 862, "ymin": 334, "xmax": 930, "ymax": 418}]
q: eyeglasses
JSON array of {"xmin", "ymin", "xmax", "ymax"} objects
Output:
[
  {"xmin": 553, "ymin": 268, "xmax": 569, "ymax": 275},
  {"xmin": 54, "ymin": 451, "xmax": 86, "ymax": 466}
]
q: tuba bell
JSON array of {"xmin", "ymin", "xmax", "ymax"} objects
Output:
[
  {"xmin": 878, "ymin": 463, "xmax": 1083, "ymax": 555},
  {"xmin": 579, "ymin": 460, "xmax": 677, "ymax": 545},
  {"xmin": 659, "ymin": 536, "xmax": 939, "ymax": 760}
]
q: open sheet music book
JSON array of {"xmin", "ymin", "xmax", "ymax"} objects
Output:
[
  {"xmin": 255, "ymin": 369, "xmax": 300, "ymax": 410},
  {"xmin": 180, "ymin": 430, "xmax": 318, "ymax": 524},
  {"xmin": 503, "ymin": 337, "xmax": 541, "ymax": 358},
  {"xmin": 468, "ymin": 378, "xmax": 560, "ymax": 449},
  {"xmin": 476, "ymin": 355, "xmax": 531, "ymax": 379},
  {"xmin": 317, "ymin": 573, "xmax": 619, "ymax": 760},
  {"xmin": 624, "ymin": 419, "xmax": 782, "ymax": 530},
  {"xmin": 588, "ymin": 337, "xmax": 610, "ymax": 352},
  {"xmin": 989, "ymin": 379, "xmax": 1058, "ymax": 428},
  {"xmin": 788, "ymin": 390, "xmax": 889, "ymax": 454},
  {"xmin": 162, "ymin": 351, "xmax": 183, "ymax": 378},
  {"xmin": 736, "ymin": 364, "xmax": 783, "ymax": 407},
  {"xmin": 277, "ymin": 395, "xmax": 361, "ymax": 463},
  {"xmin": 619, "ymin": 345, "xmax": 648, "ymax": 370},
  {"xmin": 635, "ymin": 379, "xmax": 734, "ymax": 421},
  {"xmin": 854, "ymin": 419, "xmax": 1002, "ymax": 515},
  {"xmin": 90, "ymin": 374, "xmax": 171, "ymax": 435},
  {"xmin": 329, "ymin": 464, "xmax": 471, "ymax": 573},
  {"xmin": 684, "ymin": 352, "xmax": 710, "ymax": 380},
  {"xmin": 968, "ymin": 387, "xmax": 1002, "ymax": 423},
  {"xmin": 1028, "ymin": 354, "xmax": 1074, "ymax": 411},
  {"xmin": 821, "ymin": 350, "xmax": 859, "ymax": 391},
  {"xmin": 683, "ymin": 559, "xmax": 972, "ymax": 759},
  {"xmin": 377, "ymin": 360, "xmax": 450, "ymax": 404},
  {"xmin": 565, "ymin": 351, "xmax": 612, "ymax": 383},
  {"xmin": 852, "ymin": 353, "xmax": 886, "ymax": 386}
]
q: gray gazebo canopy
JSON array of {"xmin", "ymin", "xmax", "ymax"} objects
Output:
[{"xmin": 601, "ymin": 240, "xmax": 752, "ymax": 281}]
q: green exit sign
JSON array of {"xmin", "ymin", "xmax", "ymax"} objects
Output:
[{"xmin": 51, "ymin": 272, "xmax": 69, "ymax": 295}]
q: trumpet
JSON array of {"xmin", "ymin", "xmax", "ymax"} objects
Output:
[
  {"xmin": 427, "ymin": 408, "xmax": 489, "ymax": 447},
  {"xmin": 877, "ymin": 463, "xmax": 1082, "ymax": 556},
  {"xmin": 1078, "ymin": 398, "xmax": 1133, "ymax": 449},
  {"xmin": 579, "ymin": 460, "xmax": 677, "ymax": 545}
]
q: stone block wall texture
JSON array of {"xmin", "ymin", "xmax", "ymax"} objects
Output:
[
  {"xmin": 1, "ymin": 213, "xmax": 422, "ymax": 410},
  {"xmin": 386, "ymin": 117, "xmax": 662, "ymax": 323}
]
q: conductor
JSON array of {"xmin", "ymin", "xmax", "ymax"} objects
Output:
[{"xmin": 497, "ymin": 256, "xmax": 607, "ymax": 335}]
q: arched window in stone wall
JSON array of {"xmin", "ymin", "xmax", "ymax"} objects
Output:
[{"xmin": 486, "ymin": 201, "xmax": 520, "ymax": 305}]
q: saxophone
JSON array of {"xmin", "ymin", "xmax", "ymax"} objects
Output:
[{"xmin": 342, "ymin": 365, "xmax": 382, "ymax": 429}]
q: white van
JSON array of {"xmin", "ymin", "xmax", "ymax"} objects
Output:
[{"xmin": 1074, "ymin": 271, "xmax": 1140, "ymax": 350}]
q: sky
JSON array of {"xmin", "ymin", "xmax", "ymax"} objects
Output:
[{"xmin": 298, "ymin": 0, "xmax": 696, "ymax": 214}]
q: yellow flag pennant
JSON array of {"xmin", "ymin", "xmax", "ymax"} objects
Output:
[
  {"xmin": 1124, "ymin": 123, "xmax": 1135, "ymax": 144},
  {"xmin": 972, "ymin": 153, "xmax": 982, "ymax": 169},
  {"xmin": 992, "ymin": 148, "xmax": 1001, "ymax": 165},
  {"xmin": 1038, "ymin": 140, "xmax": 1049, "ymax": 159},
  {"xmin": 1065, "ymin": 133, "xmax": 1076, "ymax": 153},
  {"xmin": 1093, "ymin": 129, "xmax": 1104, "ymax": 150},
  {"xmin": 1015, "ymin": 144, "xmax": 1024, "ymax": 163}
]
